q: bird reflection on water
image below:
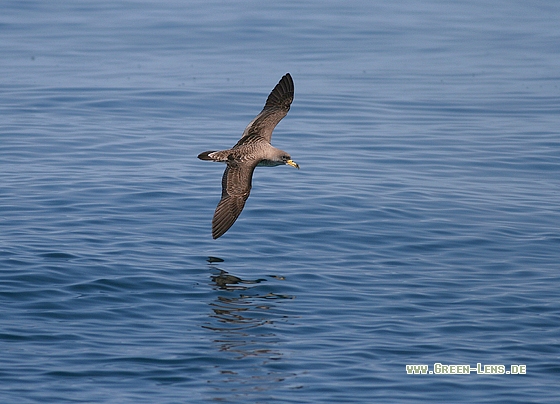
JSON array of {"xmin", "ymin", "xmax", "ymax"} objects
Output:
[
  {"xmin": 202, "ymin": 257, "xmax": 298, "ymax": 400},
  {"xmin": 205, "ymin": 257, "xmax": 294, "ymax": 334}
]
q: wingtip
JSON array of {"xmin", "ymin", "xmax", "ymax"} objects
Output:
[
  {"xmin": 211, "ymin": 193, "xmax": 248, "ymax": 239},
  {"xmin": 280, "ymin": 73, "xmax": 293, "ymax": 90},
  {"xmin": 211, "ymin": 223, "xmax": 228, "ymax": 239},
  {"xmin": 264, "ymin": 73, "xmax": 294, "ymax": 110}
]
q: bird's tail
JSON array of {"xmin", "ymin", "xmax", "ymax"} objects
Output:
[{"xmin": 197, "ymin": 151, "xmax": 218, "ymax": 161}]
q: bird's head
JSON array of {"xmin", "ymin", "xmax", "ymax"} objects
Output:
[
  {"xmin": 259, "ymin": 148, "xmax": 300, "ymax": 168},
  {"xmin": 282, "ymin": 154, "xmax": 299, "ymax": 169}
]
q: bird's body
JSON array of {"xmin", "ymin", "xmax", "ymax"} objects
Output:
[{"xmin": 198, "ymin": 73, "xmax": 299, "ymax": 239}]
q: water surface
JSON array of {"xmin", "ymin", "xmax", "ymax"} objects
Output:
[{"xmin": 1, "ymin": 1, "xmax": 560, "ymax": 402}]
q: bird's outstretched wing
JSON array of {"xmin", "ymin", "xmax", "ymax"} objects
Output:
[
  {"xmin": 211, "ymin": 159, "xmax": 258, "ymax": 239},
  {"xmin": 236, "ymin": 73, "xmax": 294, "ymax": 146}
]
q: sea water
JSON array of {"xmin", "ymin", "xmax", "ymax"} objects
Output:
[{"xmin": 1, "ymin": 1, "xmax": 559, "ymax": 402}]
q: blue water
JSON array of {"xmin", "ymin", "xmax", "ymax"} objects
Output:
[{"xmin": 2, "ymin": 1, "xmax": 560, "ymax": 402}]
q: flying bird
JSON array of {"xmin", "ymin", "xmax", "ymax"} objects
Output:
[{"xmin": 198, "ymin": 73, "xmax": 299, "ymax": 239}]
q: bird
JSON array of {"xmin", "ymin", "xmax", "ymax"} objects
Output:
[{"xmin": 198, "ymin": 73, "xmax": 299, "ymax": 239}]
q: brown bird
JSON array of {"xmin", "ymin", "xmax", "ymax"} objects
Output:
[{"xmin": 198, "ymin": 73, "xmax": 299, "ymax": 239}]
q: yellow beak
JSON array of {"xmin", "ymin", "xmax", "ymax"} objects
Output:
[{"xmin": 286, "ymin": 159, "xmax": 300, "ymax": 169}]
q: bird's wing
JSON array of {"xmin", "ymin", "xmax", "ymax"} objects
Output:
[
  {"xmin": 236, "ymin": 73, "xmax": 294, "ymax": 146},
  {"xmin": 211, "ymin": 158, "xmax": 258, "ymax": 239}
]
